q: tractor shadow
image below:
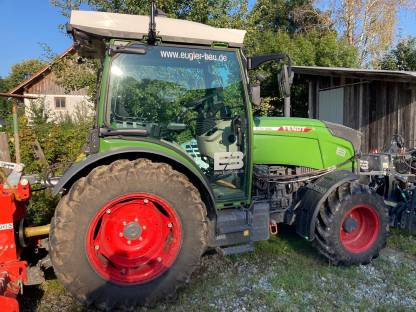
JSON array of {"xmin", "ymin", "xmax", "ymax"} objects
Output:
[
  {"xmin": 251, "ymin": 224, "xmax": 327, "ymax": 264},
  {"xmin": 19, "ymin": 268, "xmax": 58, "ymax": 312}
]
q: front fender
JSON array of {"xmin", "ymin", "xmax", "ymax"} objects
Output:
[
  {"xmin": 52, "ymin": 147, "xmax": 215, "ymax": 213},
  {"xmin": 295, "ymin": 170, "xmax": 359, "ymax": 241}
]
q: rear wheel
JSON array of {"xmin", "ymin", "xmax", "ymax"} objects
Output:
[
  {"xmin": 50, "ymin": 159, "xmax": 207, "ymax": 309},
  {"xmin": 313, "ymin": 182, "xmax": 388, "ymax": 265}
]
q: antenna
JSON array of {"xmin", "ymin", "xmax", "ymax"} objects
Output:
[{"xmin": 148, "ymin": 0, "xmax": 157, "ymax": 44}]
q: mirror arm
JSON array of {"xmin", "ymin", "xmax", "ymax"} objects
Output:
[{"xmin": 247, "ymin": 53, "xmax": 292, "ymax": 70}]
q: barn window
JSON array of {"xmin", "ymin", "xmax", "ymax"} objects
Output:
[{"xmin": 55, "ymin": 97, "xmax": 66, "ymax": 109}]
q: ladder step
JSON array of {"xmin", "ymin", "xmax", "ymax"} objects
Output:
[{"xmin": 217, "ymin": 243, "xmax": 254, "ymax": 256}]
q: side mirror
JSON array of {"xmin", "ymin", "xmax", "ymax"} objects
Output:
[{"xmin": 250, "ymin": 84, "xmax": 261, "ymax": 106}]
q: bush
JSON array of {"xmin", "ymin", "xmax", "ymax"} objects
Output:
[{"xmin": 5, "ymin": 98, "xmax": 92, "ymax": 225}]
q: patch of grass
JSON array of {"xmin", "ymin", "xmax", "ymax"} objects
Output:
[
  {"xmin": 40, "ymin": 279, "xmax": 66, "ymax": 296},
  {"xmin": 388, "ymin": 228, "xmax": 416, "ymax": 257},
  {"xmin": 20, "ymin": 227, "xmax": 416, "ymax": 312}
]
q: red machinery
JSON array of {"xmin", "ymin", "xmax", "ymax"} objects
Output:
[{"xmin": 0, "ymin": 161, "xmax": 30, "ymax": 312}]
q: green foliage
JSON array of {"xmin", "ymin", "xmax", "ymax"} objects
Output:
[
  {"xmin": 247, "ymin": 29, "xmax": 357, "ymax": 117},
  {"xmin": 1, "ymin": 59, "xmax": 47, "ymax": 123},
  {"xmin": 4, "ymin": 98, "xmax": 92, "ymax": 225},
  {"xmin": 379, "ymin": 37, "xmax": 416, "ymax": 71},
  {"xmin": 247, "ymin": 0, "xmax": 332, "ymax": 34},
  {"xmin": 387, "ymin": 228, "xmax": 416, "ymax": 257},
  {"xmin": 247, "ymin": 30, "xmax": 357, "ymax": 67},
  {"xmin": 244, "ymin": 0, "xmax": 358, "ymax": 117},
  {"xmin": 51, "ymin": 0, "xmax": 248, "ymax": 27},
  {"xmin": 0, "ymin": 77, "xmax": 11, "ymax": 122},
  {"xmin": 51, "ymin": 53, "xmax": 99, "ymax": 98},
  {"xmin": 5, "ymin": 59, "xmax": 46, "ymax": 89}
]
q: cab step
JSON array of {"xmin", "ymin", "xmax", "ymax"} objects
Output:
[{"xmin": 217, "ymin": 243, "xmax": 254, "ymax": 256}]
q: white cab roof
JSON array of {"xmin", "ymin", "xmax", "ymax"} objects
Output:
[{"xmin": 69, "ymin": 10, "xmax": 246, "ymax": 48}]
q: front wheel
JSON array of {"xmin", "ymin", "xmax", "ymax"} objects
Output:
[
  {"xmin": 313, "ymin": 182, "xmax": 388, "ymax": 265},
  {"xmin": 50, "ymin": 159, "xmax": 207, "ymax": 309}
]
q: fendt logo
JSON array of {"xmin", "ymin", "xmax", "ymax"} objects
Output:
[{"xmin": 254, "ymin": 126, "xmax": 314, "ymax": 133}]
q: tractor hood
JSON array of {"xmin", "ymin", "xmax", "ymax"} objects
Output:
[{"xmin": 253, "ymin": 117, "xmax": 361, "ymax": 170}]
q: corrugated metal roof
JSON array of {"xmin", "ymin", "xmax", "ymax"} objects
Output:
[{"xmin": 292, "ymin": 65, "xmax": 416, "ymax": 82}]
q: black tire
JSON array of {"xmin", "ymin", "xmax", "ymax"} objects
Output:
[
  {"xmin": 313, "ymin": 182, "xmax": 388, "ymax": 265},
  {"xmin": 49, "ymin": 159, "xmax": 208, "ymax": 309}
]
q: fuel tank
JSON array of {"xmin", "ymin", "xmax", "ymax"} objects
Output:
[{"xmin": 252, "ymin": 117, "xmax": 361, "ymax": 170}]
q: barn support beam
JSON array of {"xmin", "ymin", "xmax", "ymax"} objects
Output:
[
  {"xmin": 284, "ymin": 96, "xmax": 291, "ymax": 117},
  {"xmin": 308, "ymin": 81, "xmax": 314, "ymax": 118}
]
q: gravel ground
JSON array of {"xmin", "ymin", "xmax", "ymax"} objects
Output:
[{"xmin": 19, "ymin": 229, "xmax": 416, "ymax": 312}]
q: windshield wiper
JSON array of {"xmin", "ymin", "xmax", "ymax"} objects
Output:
[
  {"xmin": 100, "ymin": 127, "xmax": 148, "ymax": 137},
  {"xmin": 109, "ymin": 45, "xmax": 147, "ymax": 56}
]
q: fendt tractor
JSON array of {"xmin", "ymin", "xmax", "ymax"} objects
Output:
[{"xmin": 2, "ymin": 2, "xmax": 416, "ymax": 310}]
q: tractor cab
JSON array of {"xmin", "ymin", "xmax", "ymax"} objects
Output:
[
  {"xmin": 68, "ymin": 10, "xmax": 263, "ymax": 203},
  {"xmin": 106, "ymin": 43, "xmax": 249, "ymax": 200}
]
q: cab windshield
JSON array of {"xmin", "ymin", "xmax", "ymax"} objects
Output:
[{"xmin": 107, "ymin": 44, "xmax": 248, "ymax": 201}]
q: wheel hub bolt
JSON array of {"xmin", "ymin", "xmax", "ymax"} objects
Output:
[
  {"xmin": 95, "ymin": 245, "xmax": 100, "ymax": 250},
  {"xmin": 157, "ymin": 257, "xmax": 162, "ymax": 263},
  {"xmin": 119, "ymin": 232, "xmax": 123, "ymax": 237},
  {"xmin": 168, "ymin": 223, "xmax": 173, "ymax": 228},
  {"xmin": 106, "ymin": 209, "xmax": 111, "ymax": 214},
  {"xmin": 144, "ymin": 199, "xmax": 149, "ymax": 204},
  {"xmin": 127, "ymin": 240, "xmax": 131, "ymax": 245}
]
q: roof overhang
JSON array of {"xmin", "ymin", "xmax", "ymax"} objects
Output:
[
  {"xmin": 293, "ymin": 66, "xmax": 416, "ymax": 83},
  {"xmin": 69, "ymin": 10, "xmax": 246, "ymax": 49}
]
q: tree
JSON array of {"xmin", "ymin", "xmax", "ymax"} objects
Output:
[
  {"xmin": 0, "ymin": 77, "xmax": 11, "ymax": 121},
  {"xmin": 245, "ymin": 0, "xmax": 358, "ymax": 117},
  {"xmin": 50, "ymin": 0, "xmax": 248, "ymax": 28},
  {"xmin": 5, "ymin": 59, "xmax": 46, "ymax": 89},
  {"xmin": 379, "ymin": 37, "xmax": 416, "ymax": 71},
  {"xmin": 246, "ymin": 0, "xmax": 358, "ymax": 67},
  {"xmin": 318, "ymin": 0, "xmax": 416, "ymax": 66},
  {"xmin": 247, "ymin": 0, "xmax": 333, "ymax": 34},
  {"xmin": 51, "ymin": 53, "xmax": 99, "ymax": 98},
  {"xmin": 0, "ymin": 59, "xmax": 46, "ymax": 123}
]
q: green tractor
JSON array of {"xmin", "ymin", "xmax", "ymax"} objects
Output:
[{"xmin": 50, "ymin": 5, "xmax": 388, "ymax": 308}]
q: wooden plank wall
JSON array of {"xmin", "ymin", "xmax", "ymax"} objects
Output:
[
  {"xmin": 369, "ymin": 81, "xmax": 414, "ymax": 152},
  {"xmin": 312, "ymin": 78, "xmax": 416, "ymax": 153},
  {"xmin": 26, "ymin": 72, "xmax": 88, "ymax": 96}
]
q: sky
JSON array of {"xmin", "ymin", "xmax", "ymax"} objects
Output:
[{"xmin": 0, "ymin": 0, "xmax": 415, "ymax": 78}]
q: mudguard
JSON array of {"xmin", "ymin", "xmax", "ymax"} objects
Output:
[
  {"xmin": 295, "ymin": 170, "xmax": 359, "ymax": 241},
  {"xmin": 52, "ymin": 147, "xmax": 216, "ymax": 212}
]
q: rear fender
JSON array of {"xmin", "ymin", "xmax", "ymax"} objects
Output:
[
  {"xmin": 295, "ymin": 170, "xmax": 359, "ymax": 241},
  {"xmin": 52, "ymin": 147, "xmax": 216, "ymax": 216}
]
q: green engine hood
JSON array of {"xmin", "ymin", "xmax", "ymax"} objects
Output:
[{"xmin": 252, "ymin": 117, "xmax": 360, "ymax": 170}]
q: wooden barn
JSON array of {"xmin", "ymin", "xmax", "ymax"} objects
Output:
[
  {"xmin": 9, "ymin": 47, "xmax": 93, "ymax": 121},
  {"xmin": 292, "ymin": 66, "xmax": 416, "ymax": 153}
]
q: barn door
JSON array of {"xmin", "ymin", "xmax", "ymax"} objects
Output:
[{"xmin": 319, "ymin": 87, "xmax": 344, "ymax": 124}]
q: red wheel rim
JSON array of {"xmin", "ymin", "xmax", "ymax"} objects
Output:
[
  {"xmin": 340, "ymin": 205, "xmax": 380, "ymax": 253},
  {"xmin": 86, "ymin": 193, "xmax": 182, "ymax": 285}
]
